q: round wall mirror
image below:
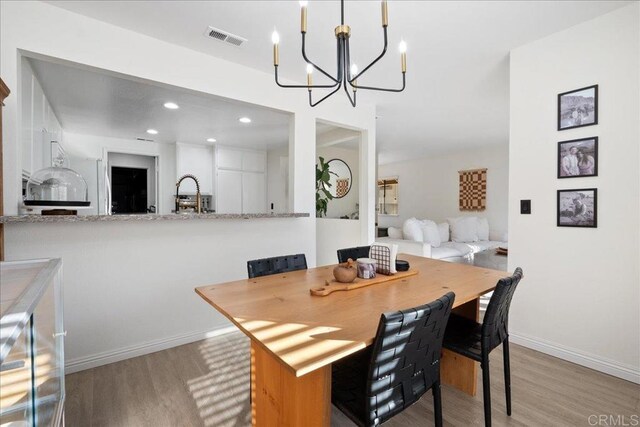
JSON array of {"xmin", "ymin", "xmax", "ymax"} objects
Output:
[{"xmin": 327, "ymin": 158, "xmax": 352, "ymax": 199}]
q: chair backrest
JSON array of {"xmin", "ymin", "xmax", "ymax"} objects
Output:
[
  {"xmin": 481, "ymin": 268, "xmax": 523, "ymax": 352},
  {"xmin": 365, "ymin": 292, "xmax": 455, "ymax": 425},
  {"xmin": 247, "ymin": 254, "xmax": 308, "ymax": 279},
  {"xmin": 337, "ymin": 246, "xmax": 371, "ymax": 263}
]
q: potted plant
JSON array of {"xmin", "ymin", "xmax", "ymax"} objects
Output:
[{"xmin": 316, "ymin": 157, "xmax": 336, "ymax": 217}]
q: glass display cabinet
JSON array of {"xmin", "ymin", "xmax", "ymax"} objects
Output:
[{"xmin": 0, "ymin": 259, "xmax": 65, "ymax": 427}]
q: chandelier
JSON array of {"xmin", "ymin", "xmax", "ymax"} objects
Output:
[{"xmin": 271, "ymin": 0, "xmax": 407, "ymax": 107}]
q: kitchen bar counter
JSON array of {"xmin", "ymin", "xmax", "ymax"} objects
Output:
[{"xmin": 0, "ymin": 212, "xmax": 310, "ymax": 223}]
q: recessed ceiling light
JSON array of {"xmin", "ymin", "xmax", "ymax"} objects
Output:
[
  {"xmin": 146, "ymin": 129, "xmax": 158, "ymax": 135},
  {"xmin": 238, "ymin": 117, "xmax": 252, "ymax": 124},
  {"xmin": 163, "ymin": 102, "xmax": 179, "ymax": 109},
  {"xmin": 207, "ymin": 138, "xmax": 217, "ymax": 143}
]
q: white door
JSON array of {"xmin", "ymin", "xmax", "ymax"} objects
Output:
[
  {"xmin": 242, "ymin": 172, "xmax": 266, "ymax": 214},
  {"xmin": 216, "ymin": 170, "xmax": 243, "ymax": 214}
]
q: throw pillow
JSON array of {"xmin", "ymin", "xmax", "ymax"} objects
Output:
[
  {"xmin": 402, "ymin": 218, "xmax": 424, "ymax": 242},
  {"xmin": 447, "ymin": 217, "xmax": 479, "ymax": 243},
  {"xmin": 477, "ymin": 218, "xmax": 490, "ymax": 241},
  {"xmin": 387, "ymin": 226, "xmax": 403, "ymax": 240},
  {"xmin": 420, "ymin": 220, "xmax": 441, "ymax": 247},
  {"xmin": 437, "ymin": 222, "xmax": 449, "ymax": 242}
]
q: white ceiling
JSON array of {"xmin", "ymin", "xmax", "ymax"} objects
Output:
[
  {"xmin": 28, "ymin": 58, "xmax": 291, "ymax": 149},
  {"xmin": 45, "ymin": 0, "xmax": 630, "ymax": 163}
]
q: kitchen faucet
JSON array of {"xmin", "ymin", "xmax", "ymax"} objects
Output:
[{"xmin": 175, "ymin": 174, "xmax": 202, "ymax": 214}]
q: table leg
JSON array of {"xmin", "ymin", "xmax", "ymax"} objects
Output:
[
  {"xmin": 441, "ymin": 298, "xmax": 480, "ymax": 396},
  {"xmin": 251, "ymin": 340, "xmax": 331, "ymax": 426}
]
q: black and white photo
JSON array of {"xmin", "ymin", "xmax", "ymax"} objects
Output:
[
  {"xmin": 558, "ymin": 137, "xmax": 598, "ymax": 178},
  {"xmin": 558, "ymin": 85, "xmax": 598, "ymax": 130},
  {"xmin": 557, "ymin": 188, "xmax": 597, "ymax": 227}
]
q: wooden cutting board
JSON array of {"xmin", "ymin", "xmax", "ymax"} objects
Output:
[{"xmin": 310, "ymin": 269, "xmax": 419, "ymax": 297}]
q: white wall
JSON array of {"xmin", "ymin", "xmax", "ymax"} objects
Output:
[
  {"xmin": 1, "ymin": 1, "xmax": 376, "ymax": 370},
  {"xmin": 509, "ymin": 3, "xmax": 639, "ymax": 382},
  {"xmin": 317, "ymin": 146, "xmax": 360, "ymax": 219},
  {"xmin": 64, "ymin": 132, "xmax": 176, "ymax": 215},
  {"xmin": 5, "ymin": 220, "xmax": 313, "ymax": 371},
  {"xmin": 378, "ymin": 144, "xmax": 509, "ymax": 241},
  {"xmin": 316, "ymin": 218, "xmax": 361, "ymax": 267}
]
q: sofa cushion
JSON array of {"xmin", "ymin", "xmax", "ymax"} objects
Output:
[
  {"xmin": 437, "ymin": 222, "xmax": 449, "ymax": 242},
  {"xmin": 402, "ymin": 218, "xmax": 423, "ymax": 242},
  {"xmin": 420, "ymin": 220, "xmax": 441, "ymax": 248},
  {"xmin": 464, "ymin": 240, "xmax": 504, "ymax": 253},
  {"xmin": 387, "ymin": 226, "xmax": 403, "ymax": 240},
  {"xmin": 432, "ymin": 242, "xmax": 473, "ymax": 260},
  {"xmin": 447, "ymin": 217, "xmax": 479, "ymax": 243},
  {"xmin": 477, "ymin": 218, "xmax": 489, "ymax": 241}
]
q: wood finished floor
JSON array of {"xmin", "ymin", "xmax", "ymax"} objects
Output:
[{"xmin": 65, "ymin": 331, "xmax": 639, "ymax": 427}]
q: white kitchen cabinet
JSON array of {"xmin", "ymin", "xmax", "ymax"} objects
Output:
[
  {"xmin": 176, "ymin": 143, "xmax": 213, "ymax": 195},
  {"xmin": 21, "ymin": 62, "xmax": 34, "ymax": 177},
  {"xmin": 217, "ymin": 148, "xmax": 243, "ymax": 170},
  {"xmin": 216, "ymin": 170, "xmax": 243, "ymax": 214},
  {"xmin": 31, "ymin": 80, "xmax": 46, "ymax": 174},
  {"xmin": 215, "ymin": 146, "xmax": 267, "ymax": 214},
  {"xmin": 242, "ymin": 172, "xmax": 266, "ymax": 213},
  {"xmin": 242, "ymin": 151, "xmax": 266, "ymax": 172},
  {"xmin": 21, "ymin": 59, "xmax": 64, "ymax": 177}
]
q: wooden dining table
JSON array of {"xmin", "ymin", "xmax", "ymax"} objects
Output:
[{"xmin": 195, "ymin": 254, "xmax": 507, "ymax": 426}]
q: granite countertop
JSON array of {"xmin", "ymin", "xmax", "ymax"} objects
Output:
[{"xmin": 0, "ymin": 212, "xmax": 310, "ymax": 223}]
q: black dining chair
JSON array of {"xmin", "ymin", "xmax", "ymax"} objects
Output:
[
  {"xmin": 443, "ymin": 268, "xmax": 523, "ymax": 427},
  {"xmin": 332, "ymin": 292, "xmax": 455, "ymax": 427},
  {"xmin": 246, "ymin": 253, "xmax": 308, "ymax": 279},
  {"xmin": 337, "ymin": 245, "xmax": 371, "ymax": 263}
]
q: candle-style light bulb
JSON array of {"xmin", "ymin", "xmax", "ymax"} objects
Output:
[
  {"xmin": 351, "ymin": 64, "xmax": 358, "ymax": 91},
  {"xmin": 300, "ymin": 1, "xmax": 308, "ymax": 33},
  {"xmin": 306, "ymin": 63, "xmax": 313, "ymax": 88},
  {"xmin": 272, "ymin": 30, "xmax": 280, "ymax": 66},
  {"xmin": 399, "ymin": 39, "xmax": 407, "ymax": 72},
  {"xmin": 381, "ymin": 0, "xmax": 388, "ymax": 27}
]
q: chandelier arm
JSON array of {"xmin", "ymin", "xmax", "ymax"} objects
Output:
[
  {"xmin": 309, "ymin": 83, "xmax": 343, "ymax": 107},
  {"xmin": 342, "ymin": 79, "xmax": 357, "ymax": 107},
  {"xmin": 302, "ymin": 33, "xmax": 340, "ymax": 83},
  {"xmin": 351, "ymin": 72, "xmax": 406, "ymax": 93},
  {"xmin": 274, "ymin": 66, "xmax": 339, "ymax": 89},
  {"xmin": 348, "ymin": 26, "xmax": 388, "ymax": 83}
]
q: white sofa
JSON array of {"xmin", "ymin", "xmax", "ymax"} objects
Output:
[{"xmin": 377, "ymin": 217, "xmax": 507, "ymax": 262}]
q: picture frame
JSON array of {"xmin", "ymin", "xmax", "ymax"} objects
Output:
[
  {"xmin": 557, "ymin": 84, "xmax": 598, "ymax": 131},
  {"xmin": 557, "ymin": 137, "xmax": 598, "ymax": 178},
  {"xmin": 557, "ymin": 188, "xmax": 597, "ymax": 228}
]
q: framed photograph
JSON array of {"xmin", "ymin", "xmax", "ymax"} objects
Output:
[
  {"xmin": 558, "ymin": 85, "xmax": 598, "ymax": 131},
  {"xmin": 557, "ymin": 137, "xmax": 598, "ymax": 178},
  {"xmin": 557, "ymin": 188, "xmax": 597, "ymax": 228}
]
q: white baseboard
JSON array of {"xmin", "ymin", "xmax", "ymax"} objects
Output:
[
  {"xmin": 510, "ymin": 331, "xmax": 640, "ymax": 384},
  {"xmin": 65, "ymin": 325, "xmax": 237, "ymax": 374}
]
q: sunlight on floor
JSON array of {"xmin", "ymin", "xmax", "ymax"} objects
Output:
[{"xmin": 187, "ymin": 334, "xmax": 252, "ymax": 426}]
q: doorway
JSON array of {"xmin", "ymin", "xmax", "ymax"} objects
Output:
[
  {"xmin": 107, "ymin": 152, "xmax": 158, "ymax": 214},
  {"xmin": 111, "ymin": 167, "xmax": 148, "ymax": 214}
]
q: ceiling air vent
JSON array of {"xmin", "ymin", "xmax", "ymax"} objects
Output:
[
  {"xmin": 136, "ymin": 137, "xmax": 154, "ymax": 142},
  {"xmin": 205, "ymin": 26, "xmax": 247, "ymax": 47}
]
